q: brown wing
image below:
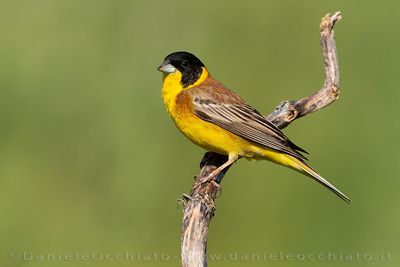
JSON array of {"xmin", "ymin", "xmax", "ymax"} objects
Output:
[{"xmin": 188, "ymin": 77, "xmax": 308, "ymax": 160}]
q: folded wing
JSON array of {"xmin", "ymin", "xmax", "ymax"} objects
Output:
[{"xmin": 189, "ymin": 84, "xmax": 308, "ymax": 161}]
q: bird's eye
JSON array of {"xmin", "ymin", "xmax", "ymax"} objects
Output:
[{"xmin": 182, "ymin": 60, "xmax": 188, "ymax": 68}]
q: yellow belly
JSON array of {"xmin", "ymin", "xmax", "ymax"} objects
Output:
[
  {"xmin": 172, "ymin": 110, "xmax": 313, "ymax": 179},
  {"xmin": 172, "ymin": 109, "xmax": 299, "ymax": 167},
  {"xmin": 173, "ymin": 110, "xmax": 252, "ymax": 156}
]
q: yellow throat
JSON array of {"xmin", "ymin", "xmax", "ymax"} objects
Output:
[{"xmin": 161, "ymin": 67, "xmax": 209, "ymax": 113}]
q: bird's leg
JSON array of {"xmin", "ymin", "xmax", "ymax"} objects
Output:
[{"xmin": 197, "ymin": 154, "xmax": 238, "ymax": 186}]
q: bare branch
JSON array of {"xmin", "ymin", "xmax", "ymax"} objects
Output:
[
  {"xmin": 181, "ymin": 12, "xmax": 343, "ymax": 267},
  {"xmin": 266, "ymin": 12, "xmax": 342, "ymax": 129}
]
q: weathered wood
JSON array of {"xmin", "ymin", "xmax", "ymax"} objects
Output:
[{"xmin": 181, "ymin": 12, "xmax": 343, "ymax": 267}]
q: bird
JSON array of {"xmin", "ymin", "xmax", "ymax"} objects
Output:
[{"xmin": 158, "ymin": 51, "xmax": 350, "ymax": 203}]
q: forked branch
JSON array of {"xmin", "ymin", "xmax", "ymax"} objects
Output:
[{"xmin": 181, "ymin": 12, "xmax": 343, "ymax": 267}]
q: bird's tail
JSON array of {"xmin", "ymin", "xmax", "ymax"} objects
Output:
[{"xmin": 283, "ymin": 155, "xmax": 351, "ymax": 203}]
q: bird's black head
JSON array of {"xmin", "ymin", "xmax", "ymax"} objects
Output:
[{"xmin": 158, "ymin": 51, "xmax": 206, "ymax": 88}]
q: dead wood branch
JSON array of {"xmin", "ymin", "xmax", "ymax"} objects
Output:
[{"xmin": 181, "ymin": 12, "xmax": 343, "ymax": 267}]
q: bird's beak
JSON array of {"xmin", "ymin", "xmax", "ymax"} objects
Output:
[{"xmin": 157, "ymin": 61, "xmax": 177, "ymax": 74}]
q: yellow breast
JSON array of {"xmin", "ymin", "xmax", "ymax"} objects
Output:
[{"xmin": 161, "ymin": 69, "xmax": 261, "ymax": 157}]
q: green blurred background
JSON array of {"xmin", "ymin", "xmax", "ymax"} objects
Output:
[{"xmin": 1, "ymin": 0, "xmax": 399, "ymax": 266}]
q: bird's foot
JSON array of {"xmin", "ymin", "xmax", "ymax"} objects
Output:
[{"xmin": 194, "ymin": 173, "xmax": 221, "ymax": 190}]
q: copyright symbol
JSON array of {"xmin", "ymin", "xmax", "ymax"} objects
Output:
[{"xmin": 9, "ymin": 252, "xmax": 20, "ymax": 260}]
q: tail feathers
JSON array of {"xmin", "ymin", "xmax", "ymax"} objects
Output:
[{"xmin": 287, "ymin": 155, "xmax": 351, "ymax": 204}]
